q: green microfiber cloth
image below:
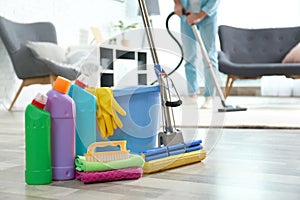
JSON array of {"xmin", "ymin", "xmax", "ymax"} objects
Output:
[{"xmin": 75, "ymin": 154, "xmax": 145, "ymax": 172}]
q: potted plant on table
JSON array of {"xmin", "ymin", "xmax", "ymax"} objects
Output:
[{"xmin": 114, "ymin": 20, "xmax": 138, "ymax": 47}]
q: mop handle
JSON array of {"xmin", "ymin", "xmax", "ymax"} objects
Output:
[
  {"xmin": 138, "ymin": 0, "xmax": 159, "ymax": 65},
  {"xmin": 138, "ymin": 0, "xmax": 175, "ymax": 132},
  {"xmin": 138, "ymin": 0, "xmax": 167, "ymax": 79}
]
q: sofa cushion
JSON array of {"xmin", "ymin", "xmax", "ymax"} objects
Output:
[
  {"xmin": 282, "ymin": 42, "xmax": 300, "ymax": 63},
  {"xmin": 218, "ymin": 51, "xmax": 300, "ymax": 77},
  {"xmin": 26, "ymin": 41, "xmax": 83, "ymax": 73},
  {"xmin": 26, "ymin": 41, "xmax": 67, "ymax": 63}
]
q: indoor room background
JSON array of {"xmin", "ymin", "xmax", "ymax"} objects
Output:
[{"xmin": 1, "ymin": 0, "xmax": 300, "ymax": 109}]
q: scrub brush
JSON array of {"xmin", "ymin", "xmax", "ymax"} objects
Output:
[{"xmin": 84, "ymin": 141, "xmax": 130, "ymax": 162}]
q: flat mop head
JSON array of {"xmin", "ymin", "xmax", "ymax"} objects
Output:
[
  {"xmin": 142, "ymin": 140, "xmax": 206, "ymax": 174},
  {"xmin": 143, "ymin": 150, "xmax": 206, "ymax": 174}
]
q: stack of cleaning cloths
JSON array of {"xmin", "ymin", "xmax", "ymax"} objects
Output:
[{"xmin": 75, "ymin": 141, "xmax": 144, "ymax": 184}]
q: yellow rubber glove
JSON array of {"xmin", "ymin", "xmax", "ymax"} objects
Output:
[
  {"xmin": 96, "ymin": 87, "xmax": 126, "ymax": 137},
  {"xmin": 86, "ymin": 87, "xmax": 107, "ymax": 139},
  {"xmin": 87, "ymin": 87, "xmax": 126, "ymax": 139},
  {"xmin": 99, "ymin": 111, "xmax": 114, "ymax": 138}
]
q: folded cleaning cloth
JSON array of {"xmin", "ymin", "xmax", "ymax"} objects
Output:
[
  {"xmin": 76, "ymin": 167, "xmax": 143, "ymax": 184},
  {"xmin": 75, "ymin": 154, "xmax": 145, "ymax": 172}
]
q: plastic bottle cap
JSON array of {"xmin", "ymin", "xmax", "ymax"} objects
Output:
[
  {"xmin": 75, "ymin": 74, "xmax": 88, "ymax": 89},
  {"xmin": 31, "ymin": 92, "xmax": 47, "ymax": 109},
  {"xmin": 53, "ymin": 76, "xmax": 71, "ymax": 94}
]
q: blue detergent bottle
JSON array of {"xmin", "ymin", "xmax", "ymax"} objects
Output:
[{"xmin": 68, "ymin": 74, "xmax": 97, "ymax": 156}]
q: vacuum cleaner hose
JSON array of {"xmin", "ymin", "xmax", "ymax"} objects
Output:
[{"xmin": 150, "ymin": 12, "xmax": 184, "ymax": 85}]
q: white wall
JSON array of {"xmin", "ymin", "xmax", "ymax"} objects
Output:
[
  {"xmin": 0, "ymin": 0, "xmax": 129, "ymax": 45},
  {"xmin": 218, "ymin": 0, "xmax": 300, "ymax": 28}
]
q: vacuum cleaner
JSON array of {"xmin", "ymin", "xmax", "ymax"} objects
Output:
[
  {"xmin": 166, "ymin": 11, "xmax": 247, "ymax": 112},
  {"xmin": 189, "ymin": 22, "xmax": 247, "ymax": 112},
  {"xmin": 138, "ymin": 0, "xmax": 206, "ymax": 174}
]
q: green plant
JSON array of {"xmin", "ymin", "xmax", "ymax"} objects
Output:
[
  {"xmin": 113, "ymin": 20, "xmax": 138, "ymax": 46},
  {"xmin": 114, "ymin": 20, "xmax": 138, "ymax": 33}
]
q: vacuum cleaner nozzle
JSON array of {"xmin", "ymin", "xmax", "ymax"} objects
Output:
[{"xmin": 218, "ymin": 105, "xmax": 247, "ymax": 112}]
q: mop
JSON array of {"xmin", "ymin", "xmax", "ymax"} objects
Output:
[{"xmin": 138, "ymin": 0, "xmax": 206, "ymax": 174}]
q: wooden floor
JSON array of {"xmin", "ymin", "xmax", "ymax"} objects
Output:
[{"xmin": 0, "ymin": 106, "xmax": 300, "ymax": 199}]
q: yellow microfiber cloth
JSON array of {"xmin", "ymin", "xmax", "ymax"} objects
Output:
[
  {"xmin": 86, "ymin": 87, "xmax": 126, "ymax": 139},
  {"xmin": 75, "ymin": 154, "xmax": 145, "ymax": 172}
]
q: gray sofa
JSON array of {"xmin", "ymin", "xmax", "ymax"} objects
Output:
[{"xmin": 218, "ymin": 25, "xmax": 300, "ymax": 97}]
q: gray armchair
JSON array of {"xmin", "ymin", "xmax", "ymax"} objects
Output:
[{"xmin": 0, "ymin": 16, "xmax": 78, "ymax": 111}]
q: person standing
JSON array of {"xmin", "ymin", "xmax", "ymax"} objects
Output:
[{"xmin": 173, "ymin": 0, "xmax": 220, "ymax": 108}]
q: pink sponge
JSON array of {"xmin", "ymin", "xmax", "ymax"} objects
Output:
[{"xmin": 76, "ymin": 167, "xmax": 143, "ymax": 184}]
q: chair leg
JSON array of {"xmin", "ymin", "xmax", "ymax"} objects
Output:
[
  {"xmin": 7, "ymin": 75, "xmax": 56, "ymax": 111},
  {"xmin": 224, "ymin": 76, "xmax": 230, "ymax": 98},
  {"xmin": 224, "ymin": 75, "xmax": 236, "ymax": 98},
  {"xmin": 49, "ymin": 74, "xmax": 57, "ymax": 85},
  {"xmin": 8, "ymin": 81, "xmax": 25, "ymax": 111}
]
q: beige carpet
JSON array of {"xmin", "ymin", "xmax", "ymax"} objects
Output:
[
  {"xmin": 3, "ymin": 96, "xmax": 300, "ymax": 129},
  {"xmin": 174, "ymin": 96, "xmax": 300, "ymax": 129}
]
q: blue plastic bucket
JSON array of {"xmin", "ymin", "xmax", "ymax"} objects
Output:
[{"xmin": 108, "ymin": 85, "xmax": 161, "ymax": 154}]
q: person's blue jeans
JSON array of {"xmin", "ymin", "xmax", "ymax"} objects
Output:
[{"xmin": 180, "ymin": 19, "xmax": 218, "ymax": 97}]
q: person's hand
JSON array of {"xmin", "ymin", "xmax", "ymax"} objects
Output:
[
  {"xmin": 186, "ymin": 10, "xmax": 207, "ymax": 25},
  {"xmin": 174, "ymin": 3, "xmax": 184, "ymax": 16}
]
